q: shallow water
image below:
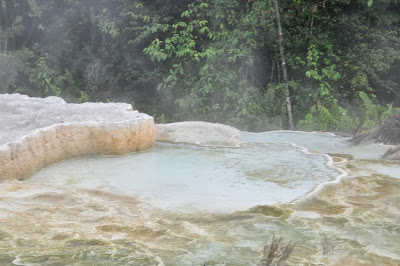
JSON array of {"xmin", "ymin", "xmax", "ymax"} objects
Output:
[
  {"xmin": 27, "ymin": 142, "xmax": 341, "ymax": 213},
  {"xmin": 242, "ymin": 130, "xmax": 393, "ymax": 160},
  {"xmin": 0, "ymin": 131, "xmax": 399, "ymax": 265}
]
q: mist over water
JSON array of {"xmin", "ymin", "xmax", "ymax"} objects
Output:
[
  {"xmin": 2, "ymin": 0, "xmax": 400, "ymax": 263},
  {"xmin": 0, "ymin": 131, "xmax": 399, "ymax": 265}
]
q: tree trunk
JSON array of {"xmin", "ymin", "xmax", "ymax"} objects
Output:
[
  {"xmin": 273, "ymin": 0, "xmax": 295, "ymax": 130},
  {"xmin": 23, "ymin": 20, "xmax": 37, "ymax": 47},
  {"xmin": 4, "ymin": 31, "xmax": 7, "ymax": 51},
  {"xmin": 3, "ymin": 0, "xmax": 8, "ymax": 51}
]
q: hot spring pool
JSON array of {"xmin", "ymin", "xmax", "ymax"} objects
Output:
[
  {"xmin": 27, "ymin": 142, "xmax": 342, "ymax": 213},
  {"xmin": 0, "ymin": 131, "xmax": 399, "ymax": 265}
]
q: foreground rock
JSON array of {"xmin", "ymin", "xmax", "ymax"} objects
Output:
[
  {"xmin": 0, "ymin": 94, "xmax": 155, "ymax": 180},
  {"xmin": 382, "ymin": 146, "xmax": 400, "ymax": 160},
  {"xmin": 155, "ymin": 121, "xmax": 241, "ymax": 146},
  {"xmin": 350, "ymin": 115, "xmax": 400, "ymax": 159}
]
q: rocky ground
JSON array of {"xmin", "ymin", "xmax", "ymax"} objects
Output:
[
  {"xmin": 350, "ymin": 115, "xmax": 400, "ymax": 160},
  {"xmin": 0, "ymin": 94, "xmax": 241, "ymax": 180},
  {"xmin": 155, "ymin": 121, "xmax": 241, "ymax": 146}
]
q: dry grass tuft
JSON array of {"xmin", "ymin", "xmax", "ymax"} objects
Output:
[{"xmin": 259, "ymin": 234, "xmax": 296, "ymax": 266}]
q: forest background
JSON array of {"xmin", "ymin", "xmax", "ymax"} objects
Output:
[{"xmin": 1, "ymin": 0, "xmax": 400, "ymax": 132}]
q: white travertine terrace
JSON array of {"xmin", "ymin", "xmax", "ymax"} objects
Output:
[
  {"xmin": 0, "ymin": 94, "xmax": 155, "ymax": 180},
  {"xmin": 155, "ymin": 121, "xmax": 241, "ymax": 146}
]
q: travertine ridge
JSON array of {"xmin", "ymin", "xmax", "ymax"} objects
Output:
[
  {"xmin": 0, "ymin": 94, "xmax": 155, "ymax": 180},
  {"xmin": 155, "ymin": 121, "xmax": 241, "ymax": 146}
]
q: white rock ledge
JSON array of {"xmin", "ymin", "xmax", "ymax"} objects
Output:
[
  {"xmin": 155, "ymin": 121, "xmax": 241, "ymax": 146},
  {"xmin": 0, "ymin": 94, "xmax": 155, "ymax": 180}
]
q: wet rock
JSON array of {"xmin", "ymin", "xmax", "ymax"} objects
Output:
[
  {"xmin": 350, "ymin": 115, "xmax": 400, "ymax": 160},
  {"xmin": 0, "ymin": 93, "xmax": 155, "ymax": 180},
  {"xmin": 155, "ymin": 121, "xmax": 241, "ymax": 146},
  {"xmin": 382, "ymin": 146, "xmax": 400, "ymax": 160},
  {"xmin": 351, "ymin": 115, "xmax": 400, "ymax": 145}
]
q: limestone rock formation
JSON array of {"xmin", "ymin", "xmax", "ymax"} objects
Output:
[
  {"xmin": 0, "ymin": 94, "xmax": 155, "ymax": 180},
  {"xmin": 155, "ymin": 121, "xmax": 241, "ymax": 146}
]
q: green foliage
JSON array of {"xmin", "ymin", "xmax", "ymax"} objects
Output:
[
  {"xmin": 78, "ymin": 90, "xmax": 89, "ymax": 103},
  {"xmin": 0, "ymin": 49, "xmax": 31, "ymax": 94},
  {"xmin": 0, "ymin": 0, "xmax": 399, "ymax": 131},
  {"xmin": 298, "ymin": 101, "xmax": 359, "ymax": 132},
  {"xmin": 358, "ymin": 91, "xmax": 400, "ymax": 130},
  {"xmin": 0, "ymin": 43, "xmax": 64, "ymax": 97},
  {"xmin": 298, "ymin": 91, "xmax": 400, "ymax": 132},
  {"xmin": 141, "ymin": 0, "xmax": 276, "ymax": 129},
  {"xmin": 30, "ymin": 55, "xmax": 62, "ymax": 96},
  {"xmin": 359, "ymin": 91, "xmax": 378, "ymax": 124}
]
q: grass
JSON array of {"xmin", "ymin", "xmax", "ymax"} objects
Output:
[{"xmin": 259, "ymin": 234, "xmax": 296, "ymax": 266}]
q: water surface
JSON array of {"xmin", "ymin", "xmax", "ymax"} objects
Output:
[
  {"xmin": 28, "ymin": 142, "xmax": 341, "ymax": 212},
  {"xmin": 0, "ymin": 131, "xmax": 399, "ymax": 265}
]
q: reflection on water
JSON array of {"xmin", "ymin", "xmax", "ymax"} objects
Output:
[{"xmin": 0, "ymin": 131, "xmax": 399, "ymax": 265}]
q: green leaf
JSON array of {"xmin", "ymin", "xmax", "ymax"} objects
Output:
[{"xmin": 181, "ymin": 11, "xmax": 190, "ymax": 17}]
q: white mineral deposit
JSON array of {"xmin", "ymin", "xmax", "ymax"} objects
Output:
[
  {"xmin": 0, "ymin": 94, "xmax": 155, "ymax": 180},
  {"xmin": 1, "ymin": 94, "xmax": 400, "ymax": 265}
]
